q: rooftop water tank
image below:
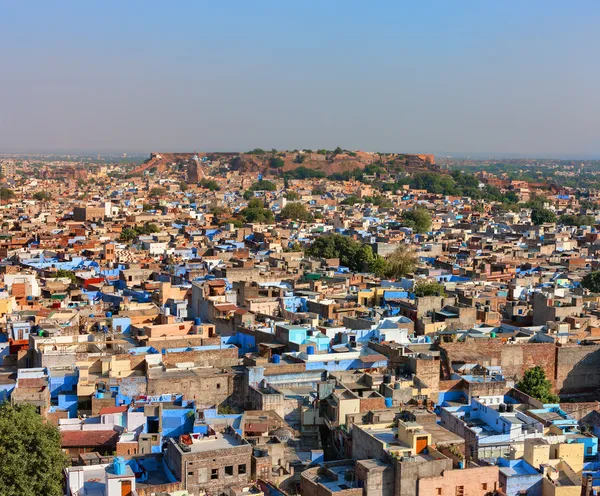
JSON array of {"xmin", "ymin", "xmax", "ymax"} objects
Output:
[
  {"xmin": 385, "ymin": 397, "xmax": 393, "ymax": 408},
  {"xmin": 194, "ymin": 318, "xmax": 202, "ymax": 326},
  {"xmin": 490, "ymin": 332, "xmax": 497, "ymax": 338},
  {"xmin": 113, "ymin": 456, "xmax": 126, "ymax": 475},
  {"xmin": 272, "ymin": 354, "xmax": 281, "ymax": 364},
  {"xmin": 105, "ymin": 311, "xmax": 112, "ymax": 318},
  {"xmin": 306, "ymin": 346, "xmax": 315, "ymax": 355}
]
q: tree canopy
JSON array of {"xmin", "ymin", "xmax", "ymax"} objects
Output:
[
  {"xmin": 119, "ymin": 222, "xmax": 160, "ymax": 241},
  {"xmin": 33, "ymin": 191, "xmax": 51, "ymax": 201},
  {"xmin": 0, "ymin": 403, "xmax": 66, "ymax": 496},
  {"xmin": 248, "ymin": 180, "xmax": 276, "ymax": 192},
  {"xmin": 516, "ymin": 366, "xmax": 559, "ymax": 403},
  {"xmin": 284, "ymin": 167, "xmax": 326, "ymax": 180},
  {"xmin": 559, "ymin": 214, "xmax": 595, "ymax": 227},
  {"xmin": 280, "ymin": 202, "xmax": 313, "ymax": 222},
  {"xmin": 0, "ymin": 188, "xmax": 15, "ymax": 201},
  {"xmin": 531, "ymin": 207, "xmax": 556, "ymax": 225},
  {"xmin": 149, "ymin": 187, "xmax": 167, "ymax": 198},
  {"xmin": 413, "ymin": 280, "xmax": 446, "ymax": 297},
  {"xmin": 269, "ymin": 157, "xmax": 285, "ymax": 168},
  {"xmin": 401, "ymin": 208, "xmax": 432, "ymax": 234},
  {"xmin": 582, "ymin": 271, "xmax": 600, "ymax": 293},
  {"xmin": 306, "ymin": 233, "xmax": 385, "ymax": 274},
  {"xmin": 384, "ymin": 245, "xmax": 418, "ymax": 279},
  {"xmin": 241, "ymin": 199, "xmax": 274, "ymax": 223},
  {"xmin": 199, "ymin": 178, "xmax": 220, "ymax": 191}
]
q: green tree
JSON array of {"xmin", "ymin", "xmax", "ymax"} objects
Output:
[
  {"xmin": 179, "ymin": 182, "xmax": 188, "ymax": 192},
  {"xmin": 384, "ymin": 245, "xmax": 418, "ymax": 279},
  {"xmin": 559, "ymin": 214, "xmax": 595, "ymax": 226},
  {"xmin": 341, "ymin": 195, "xmax": 362, "ymax": 206},
  {"xmin": 269, "ymin": 157, "xmax": 285, "ymax": 169},
  {"xmin": 33, "ymin": 191, "xmax": 51, "ymax": 201},
  {"xmin": 199, "ymin": 179, "xmax": 220, "ymax": 191},
  {"xmin": 248, "ymin": 180, "xmax": 276, "ymax": 192},
  {"xmin": 306, "ymin": 234, "xmax": 384, "ymax": 273},
  {"xmin": 284, "ymin": 167, "xmax": 326, "ymax": 179},
  {"xmin": 280, "ymin": 203, "xmax": 313, "ymax": 222},
  {"xmin": 54, "ymin": 269, "xmax": 76, "ymax": 282},
  {"xmin": 119, "ymin": 227, "xmax": 138, "ymax": 241},
  {"xmin": 531, "ymin": 207, "xmax": 556, "ymax": 225},
  {"xmin": 517, "ymin": 366, "xmax": 559, "ymax": 403},
  {"xmin": 284, "ymin": 241, "xmax": 303, "ymax": 252},
  {"xmin": 413, "ymin": 280, "xmax": 446, "ymax": 297},
  {"xmin": 0, "ymin": 188, "xmax": 15, "ymax": 201},
  {"xmin": 0, "ymin": 403, "xmax": 66, "ymax": 496},
  {"xmin": 242, "ymin": 199, "xmax": 274, "ymax": 223},
  {"xmin": 149, "ymin": 187, "xmax": 167, "ymax": 198},
  {"xmin": 582, "ymin": 271, "xmax": 600, "ymax": 293},
  {"xmin": 285, "ymin": 191, "xmax": 300, "ymax": 201},
  {"xmin": 401, "ymin": 208, "xmax": 432, "ymax": 234}
]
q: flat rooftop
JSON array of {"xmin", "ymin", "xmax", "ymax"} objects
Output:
[{"xmin": 179, "ymin": 433, "xmax": 246, "ymax": 454}]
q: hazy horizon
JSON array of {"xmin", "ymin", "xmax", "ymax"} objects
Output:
[{"xmin": 1, "ymin": 1, "xmax": 599, "ymax": 157}]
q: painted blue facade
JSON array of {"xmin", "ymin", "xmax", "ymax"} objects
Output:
[
  {"xmin": 58, "ymin": 393, "xmax": 79, "ymax": 417},
  {"xmin": 161, "ymin": 407, "xmax": 195, "ymax": 439},
  {"xmin": 48, "ymin": 369, "xmax": 78, "ymax": 399},
  {"xmin": 497, "ymin": 458, "xmax": 542, "ymax": 496}
]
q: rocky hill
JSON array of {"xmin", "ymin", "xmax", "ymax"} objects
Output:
[{"xmin": 129, "ymin": 150, "xmax": 438, "ymax": 178}]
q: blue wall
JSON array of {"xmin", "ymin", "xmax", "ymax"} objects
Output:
[
  {"xmin": 58, "ymin": 393, "xmax": 78, "ymax": 418},
  {"xmin": 49, "ymin": 371, "xmax": 78, "ymax": 399}
]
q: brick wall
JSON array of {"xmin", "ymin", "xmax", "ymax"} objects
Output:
[
  {"xmin": 360, "ymin": 397, "xmax": 385, "ymax": 412},
  {"xmin": 116, "ymin": 441, "xmax": 138, "ymax": 456}
]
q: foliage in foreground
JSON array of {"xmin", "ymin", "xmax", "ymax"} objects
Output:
[{"xmin": 0, "ymin": 403, "xmax": 66, "ymax": 496}]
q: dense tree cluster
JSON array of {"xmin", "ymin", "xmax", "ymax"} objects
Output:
[
  {"xmin": 119, "ymin": 222, "xmax": 160, "ymax": 241},
  {"xmin": 306, "ymin": 234, "xmax": 386, "ymax": 274},
  {"xmin": 241, "ymin": 199, "xmax": 274, "ymax": 223},
  {"xmin": 401, "ymin": 208, "xmax": 432, "ymax": 233}
]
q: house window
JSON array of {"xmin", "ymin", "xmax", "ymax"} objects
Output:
[
  {"xmin": 587, "ymin": 447, "xmax": 593, "ymax": 455},
  {"xmin": 216, "ymin": 383, "xmax": 221, "ymax": 390},
  {"xmin": 188, "ymin": 471, "xmax": 194, "ymax": 477},
  {"xmin": 211, "ymin": 468, "xmax": 219, "ymax": 480},
  {"xmin": 238, "ymin": 464, "xmax": 246, "ymax": 474},
  {"xmin": 482, "ymin": 483, "xmax": 488, "ymax": 490},
  {"xmin": 436, "ymin": 489, "xmax": 442, "ymax": 495},
  {"xmin": 225, "ymin": 466, "xmax": 234, "ymax": 476},
  {"xmin": 456, "ymin": 486, "xmax": 464, "ymax": 496}
]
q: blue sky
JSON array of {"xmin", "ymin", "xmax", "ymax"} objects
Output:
[{"xmin": 0, "ymin": 1, "xmax": 598, "ymax": 157}]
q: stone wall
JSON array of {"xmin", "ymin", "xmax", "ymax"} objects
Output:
[
  {"xmin": 162, "ymin": 348, "xmax": 237, "ymax": 369},
  {"xmin": 555, "ymin": 344, "xmax": 600, "ymax": 396},
  {"xmin": 440, "ymin": 342, "xmax": 556, "ymax": 386}
]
